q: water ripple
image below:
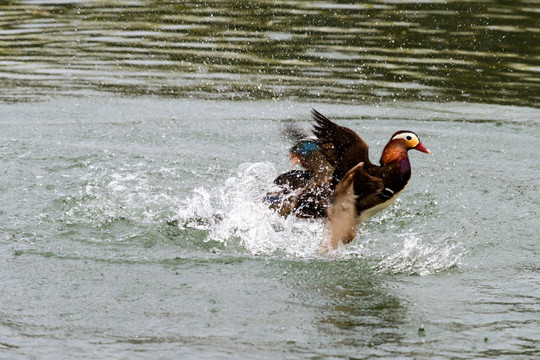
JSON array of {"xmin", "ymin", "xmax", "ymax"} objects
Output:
[{"xmin": 0, "ymin": 1, "xmax": 537, "ymax": 106}]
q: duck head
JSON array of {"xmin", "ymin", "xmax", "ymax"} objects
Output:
[{"xmin": 380, "ymin": 131, "xmax": 430, "ymax": 165}]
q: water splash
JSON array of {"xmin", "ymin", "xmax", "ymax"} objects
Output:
[
  {"xmin": 375, "ymin": 232, "xmax": 464, "ymax": 276},
  {"xmin": 173, "ymin": 162, "xmax": 464, "ymax": 274},
  {"xmin": 58, "ymin": 161, "xmax": 181, "ymax": 230},
  {"xmin": 57, "ymin": 159, "xmax": 463, "ymax": 274},
  {"xmin": 174, "ymin": 162, "xmax": 325, "ymax": 257}
]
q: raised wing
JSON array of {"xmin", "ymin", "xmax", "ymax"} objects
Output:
[
  {"xmin": 326, "ymin": 162, "xmax": 383, "ymax": 249},
  {"xmin": 311, "ymin": 109, "xmax": 372, "ymax": 182}
]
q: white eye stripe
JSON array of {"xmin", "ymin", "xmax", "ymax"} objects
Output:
[{"xmin": 392, "ymin": 132, "xmax": 416, "ymax": 141}]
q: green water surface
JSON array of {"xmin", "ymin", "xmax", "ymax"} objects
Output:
[{"xmin": 1, "ymin": 1, "xmax": 539, "ymax": 359}]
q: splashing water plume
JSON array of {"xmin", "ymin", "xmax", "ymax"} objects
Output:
[
  {"xmin": 174, "ymin": 162, "xmax": 464, "ymax": 274},
  {"xmin": 376, "ymin": 233, "xmax": 463, "ymax": 276},
  {"xmin": 175, "ymin": 162, "xmax": 325, "ymax": 257}
]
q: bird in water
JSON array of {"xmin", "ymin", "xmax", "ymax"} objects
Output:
[{"xmin": 266, "ymin": 109, "xmax": 430, "ymax": 249}]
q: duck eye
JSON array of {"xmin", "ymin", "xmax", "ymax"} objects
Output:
[{"xmin": 406, "ymin": 135, "xmax": 412, "ymax": 141}]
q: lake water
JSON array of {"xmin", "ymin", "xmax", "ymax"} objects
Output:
[{"xmin": 1, "ymin": 1, "xmax": 539, "ymax": 359}]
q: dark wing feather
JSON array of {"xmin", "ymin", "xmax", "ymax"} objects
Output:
[
  {"xmin": 273, "ymin": 169, "xmax": 312, "ymax": 191},
  {"xmin": 311, "ymin": 109, "xmax": 372, "ymax": 182}
]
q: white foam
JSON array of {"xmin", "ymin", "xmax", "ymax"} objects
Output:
[
  {"xmin": 174, "ymin": 162, "xmax": 326, "ymax": 257},
  {"xmin": 375, "ymin": 232, "xmax": 463, "ymax": 275},
  {"xmin": 174, "ymin": 162, "xmax": 464, "ymax": 273}
]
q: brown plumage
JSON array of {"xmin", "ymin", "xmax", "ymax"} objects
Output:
[{"xmin": 267, "ymin": 109, "xmax": 430, "ymax": 248}]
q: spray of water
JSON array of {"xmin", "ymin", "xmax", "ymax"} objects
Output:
[
  {"xmin": 172, "ymin": 162, "xmax": 463, "ymax": 274},
  {"xmin": 174, "ymin": 162, "xmax": 325, "ymax": 257}
]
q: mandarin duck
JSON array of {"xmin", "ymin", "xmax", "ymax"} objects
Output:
[{"xmin": 267, "ymin": 109, "xmax": 430, "ymax": 249}]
